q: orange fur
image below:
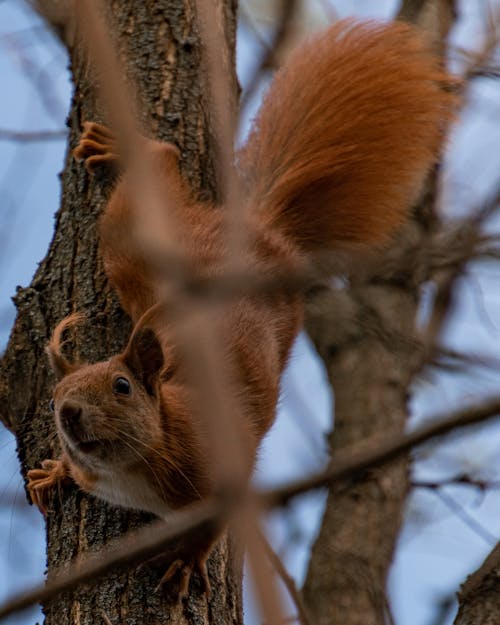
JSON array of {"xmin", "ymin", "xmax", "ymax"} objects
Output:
[
  {"xmin": 28, "ymin": 18, "xmax": 456, "ymax": 591},
  {"xmin": 240, "ymin": 19, "xmax": 457, "ymax": 250},
  {"xmin": 46, "ymin": 312, "xmax": 86, "ymax": 379}
]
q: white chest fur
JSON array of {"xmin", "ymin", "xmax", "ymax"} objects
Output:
[{"xmin": 93, "ymin": 470, "xmax": 170, "ymax": 518}]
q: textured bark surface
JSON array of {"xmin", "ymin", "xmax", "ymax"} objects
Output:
[
  {"xmin": 454, "ymin": 543, "xmax": 500, "ymax": 624},
  {"xmin": 455, "ymin": 575, "xmax": 500, "ymax": 625},
  {"xmin": 0, "ymin": 2, "xmax": 242, "ymax": 624},
  {"xmin": 302, "ymin": 236, "xmax": 421, "ymax": 625}
]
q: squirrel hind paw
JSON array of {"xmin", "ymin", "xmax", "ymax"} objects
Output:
[{"xmin": 155, "ymin": 556, "xmax": 211, "ymax": 603}]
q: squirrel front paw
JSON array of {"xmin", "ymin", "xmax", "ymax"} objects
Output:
[
  {"xmin": 73, "ymin": 121, "xmax": 119, "ymax": 173},
  {"xmin": 27, "ymin": 457, "xmax": 70, "ymax": 515}
]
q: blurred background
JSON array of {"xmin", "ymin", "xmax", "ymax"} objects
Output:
[{"xmin": 1, "ymin": 1, "xmax": 500, "ymax": 624}]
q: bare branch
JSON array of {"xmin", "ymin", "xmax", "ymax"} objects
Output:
[
  {"xmin": 1, "ymin": 27, "xmax": 67, "ymax": 123},
  {"xmin": 413, "ymin": 475, "xmax": 500, "ymax": 491},
  {"xmin": 461, "ymin": 7, "xmax": 500, "ymax": 82},
  {"xmin": 0, "ymin": 499, "xmax": 220, "ymax": 621},
  {"xmin": 261, "ymin": 532, "xmax": 313, "ymax": 625},
  {"xmin": 431, "ymin": 346, "xmax": 500, "ymax": 373},
  {"xmin": 240, "ymin": 0, "xmax": 299, "ymax": 115},
  {"xmin": 1, "ymin": 395, "xmax": 500, "ymax": 620},
  {"xmin": 0, "ymin": 128, "xmax": 67, "ymax": 142},
  {"xmin": 265, "ymin": 396, "xmax": 500, "ymax": 508},
  {"xmin": 432, "ymin": 488, "xmax": 497, "ymax": 545},
  {"xmin": 243, "ymin": 516, "xmax": 287, "ymax": 625},
  {"xmin": 397, "ymin": 0, "xmax": 457, "ymax": 56}
]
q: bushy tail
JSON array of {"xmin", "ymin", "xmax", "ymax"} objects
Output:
[{"xmin": 239, "ymin": 19, "xmax": 458, "ymax": 253}]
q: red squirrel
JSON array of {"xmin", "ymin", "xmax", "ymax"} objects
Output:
[{"xmin": 27, "ymin": 19, "xmax": 456, "ymax": 597}]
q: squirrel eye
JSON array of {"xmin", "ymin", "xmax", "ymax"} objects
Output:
[
  {"xmin": 49, "ymin": 398, "xmax": 55, "ymax": 412},
  {"xmin": 113, "ymin": 376, "xmax": 131, "ymax": 395}
]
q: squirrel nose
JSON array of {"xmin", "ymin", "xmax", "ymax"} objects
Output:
[{"xmin": 59, "ymin": 400, "xmax": 82, "ymax": 431}]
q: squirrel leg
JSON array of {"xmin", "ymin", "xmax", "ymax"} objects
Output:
[
  {"xmin": 73, "ymin": 121, "xmax": 119, "ymax": 173},
  {"xmin": 74, "ymin": 121, "xmax": 188, "ymax": 322},
  {"xmin": 156, "ymin": 553, "xmax": 211, "ymax": 603},
  {"xmin": 27, "ymin": 456, "xmax": 72, "ymax": 515},
  {"xmin": 74, "ymin": 120, "xmax": 182, "ymax": 177}
]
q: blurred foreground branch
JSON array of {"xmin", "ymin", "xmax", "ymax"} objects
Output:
[{"xmin": 1, "ymin": 395, "xmax": 500, "ymax": 621}]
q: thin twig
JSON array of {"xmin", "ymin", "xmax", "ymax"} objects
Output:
[
  {"xmin": 433, "ymin": 488, "xmax": 497, "ymax": 545},
  {"xmin": 2, "ymin": 31, "xmax": 66, "ymax": 123},
  {"xmin": 0, "ymin": 128, "xmax": 67, "ymax": 142},
  {"xmin": 462, "ymin": 4, "xmax": 500, "ymax": 81},
  {"xmin": 260, "ymin": 531, "xmax": 312, "ymax": 625},
  {"xmin": 239, "ymin": 0, "xmax": 299, "ymax": 116},
  {"xmin": 243, "ymin": 515, "xmax": 287, "ymax": 625},
  {"xmin": 433, "ymin": 346, "xmax": 500, "ymax": 372},
  {"xmin": 422, "ymin": 188, "xmax": 500, "ymax": 370},
  {"xmin": 413, "ymin": 474, "xmax": 500, "ymax": 491},
  {"xmin": 183, "ymin": 0, "xmax": 254, "ymax": 486},
  {"xmin": 265, "ymin": 396, "xmax": 500, "ymax": 508}
]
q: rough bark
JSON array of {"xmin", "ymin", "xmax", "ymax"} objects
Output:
[
  {"xmin": 454, "ymin": 543, "xmax": 500, "ymax": 624},
  {"xmin": 0, "ymin": 2, "xmax": 242, "ymax": 624},
  {"xmin": 302, "ymin": 225, "xmax": 422, "ymax": 625}
]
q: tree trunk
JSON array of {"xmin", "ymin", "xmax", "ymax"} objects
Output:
[
  {"xmin": 302, "ymin": 226, "xmax": 422, "ymax": 625},
  {"xmin": 0, "ymin": 2, "xmax": 242, "ymax": 624}
]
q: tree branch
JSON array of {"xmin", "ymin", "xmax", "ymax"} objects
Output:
[
  {"xmin": 266, "ymin": 396, "xmax": 500, "ymax": 508},
  {"xmin": 0, "ymin": 128, "xmax": 67, "ymax": 142},
  {"xmin": 260, "ymin": 532, "xmax": 312, "ymax": 625},
  {"xmin": 1, "ymin": 395, "xmax": 500, "ymax": 621}
]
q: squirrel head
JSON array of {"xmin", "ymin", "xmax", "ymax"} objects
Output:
[{"xmin": 46, "ymin": 311, "xmax": 210, "ymax": 514}]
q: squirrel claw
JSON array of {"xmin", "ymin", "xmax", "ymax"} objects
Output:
[
  {"xmin": 82, "ymin": 121, "xmax": 115, "ymax": 139},
  {"xmin": 27, "ymin": 458, "xmax": 69, "ymax": 515},
  {"xmin": 73, "ymin": 121, "xmax": 118, "ymax": 173},
  {"xmin": 156, "ymin": 556, "xmax": 211, "ymax": 603}
]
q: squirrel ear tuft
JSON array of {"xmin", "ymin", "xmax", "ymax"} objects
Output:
[
  {"xmin": 46, "ymin": 346, "xmax": 72, "ymax": 381},
  {"xmin": 46, "ymin": 313, "xmax": 85, "ymax": 380},
  {"xmin": 123, "ymin": 325, "xmax": 164, "ymax": 396}
]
